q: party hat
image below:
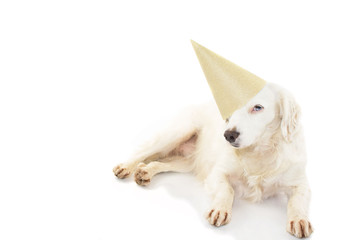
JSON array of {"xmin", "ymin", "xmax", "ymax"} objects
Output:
[{"xmin": 191, "ymin": 40, "xmax": 266, "ymax": 119}]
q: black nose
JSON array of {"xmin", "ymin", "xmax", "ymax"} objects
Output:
[{"xmin": 224, "ymin": 130, "xmax": 240, "ymax": 143}]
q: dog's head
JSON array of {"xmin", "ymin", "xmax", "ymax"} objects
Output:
[{"xmin": 224, "ymin": 83, "xmax": 301, "ymax": 148}]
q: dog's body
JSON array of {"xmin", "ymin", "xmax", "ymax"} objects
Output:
[{"xmin": 113, "ymin": 82, "xmax": 313, "ymax": 238}]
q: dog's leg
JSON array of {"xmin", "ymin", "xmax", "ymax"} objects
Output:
[
  {"xmin": 204, "ymin": 171, "xmax": 234, "ymax": 227},
  {"xmin": 286, "ymin": 184, "xmax": 313, "ymax": 238},
  {"xmin": 133, "ymin": 156, "xmax": 194, "ymax": 186},
  {"xmin": 113, "ymin": 108, "xmax": 198, "ymax": 179},
  {"xmin": 113, "ymin": 149, "xmax": 162, "ymax": 179}
]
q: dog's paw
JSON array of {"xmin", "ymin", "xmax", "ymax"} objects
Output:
[
  {"xmin": 134, "ymin": 163, "xmax": 152, "ymax": 186},
  {"xmin": 113, "ymin": 163, "xmax": 132, "ymax": 179},
  {"xmin": 207, "ymin": 208, "xmax": 231, "ymax": 227},
  {"xmin": 287, "ymin": 218, "xmax": 313, "ymax": 238}
]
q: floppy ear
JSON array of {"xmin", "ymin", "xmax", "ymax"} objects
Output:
[{"xmin": 279, "ymin": 90, "xmax": 301, "ymax": 142}]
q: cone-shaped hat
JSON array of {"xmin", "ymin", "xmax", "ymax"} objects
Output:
[{"xmin": 191, "ymin": 40, "xmax": 266, "ymax": 119}]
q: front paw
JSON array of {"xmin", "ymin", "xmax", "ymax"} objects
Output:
[
  {"xmin": 207, "ymin": 208, "xmax": 231, "ymax": 227},
  {"xmin": 287, "ymin": 218, "xmax": 313, "ymax": 238}
]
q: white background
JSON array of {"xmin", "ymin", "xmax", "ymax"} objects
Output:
[{"xmin": 1, "ymin": 1, "xmax": 360, "ymax": 239}]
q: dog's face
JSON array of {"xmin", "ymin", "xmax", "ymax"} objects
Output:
[{"xmin": 224, "ymin": 83, "xmax": 300, "ymax": 148}]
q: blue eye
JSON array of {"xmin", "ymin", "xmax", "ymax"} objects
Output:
[{"xmin": 252, "ymin": 104, "xmax": 264, "ymax": 112}]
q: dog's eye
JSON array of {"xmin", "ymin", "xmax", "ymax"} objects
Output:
[{"xmin": 252, "ymin": 104, "xmax": 264, "ymax": 113}]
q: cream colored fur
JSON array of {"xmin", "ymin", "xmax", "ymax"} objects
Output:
[{"xmin": 113, "ymin": 83, "xmax": 313, "ymax": 238}]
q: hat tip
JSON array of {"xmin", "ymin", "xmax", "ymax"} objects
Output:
[{"xmin": 190, "ymin": 39, "xmax": 199, "ymax": 48}]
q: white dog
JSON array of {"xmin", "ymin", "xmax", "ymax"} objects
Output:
[{"xmin": 113, "ymin": 82, "xmax": 313, "ymax": 238}]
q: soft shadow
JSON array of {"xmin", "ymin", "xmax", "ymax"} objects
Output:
[{"xmin": 145, "ymin": 172, "xmax": 209, "ymax": 214}]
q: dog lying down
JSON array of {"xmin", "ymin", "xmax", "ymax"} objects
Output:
[{"xmin": 113, "ymin": 82, "xmax": 313, "ymax": 238}]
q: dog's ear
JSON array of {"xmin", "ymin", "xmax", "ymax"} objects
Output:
[{"xmin": 279, "ymin": 90, "xmax": 301, "ymax": 142}]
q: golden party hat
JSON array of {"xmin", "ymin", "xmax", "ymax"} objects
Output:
[{"xmin": 191, "ymin": 40, "xmax": 266, "ymax": 119}]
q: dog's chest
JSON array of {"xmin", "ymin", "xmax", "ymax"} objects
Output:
[
  {"xmin": 228, "ymin": 151, "xmax": 285, "ymax": 202},
  {"xmin": 230, "ymin": 165, "xmax": 282, "ymax": 202}
]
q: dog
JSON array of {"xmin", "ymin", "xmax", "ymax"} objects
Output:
[{"xmin": 113, "ymin": 82, "xmax": 313, "ymax": 238}]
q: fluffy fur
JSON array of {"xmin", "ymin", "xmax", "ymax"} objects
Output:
[{"xmin": 113, "ymin": 83, "xmax": 313, "ymax": 238}]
